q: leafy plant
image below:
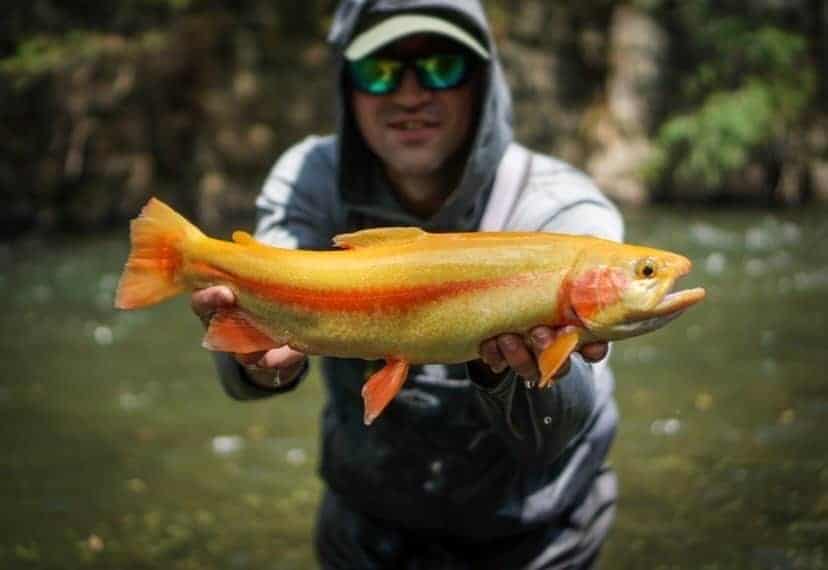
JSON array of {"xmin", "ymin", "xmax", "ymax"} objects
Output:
[{"xmin": 647, "ymin": 8, "xmax": 818, "ymax": 196}]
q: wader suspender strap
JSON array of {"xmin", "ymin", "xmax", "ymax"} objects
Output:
[{"xmin": 479, "ymin": 143, "xmax": 533, "ymax": 232}]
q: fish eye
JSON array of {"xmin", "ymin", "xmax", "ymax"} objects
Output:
[{"xmin": 636, "ymin": 258, "xmax": 657, "ymax": 279}]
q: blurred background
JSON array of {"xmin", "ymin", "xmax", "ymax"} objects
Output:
[{"xmin": 1, "ymin": 1, "xmax": 827, "ymax": 569}]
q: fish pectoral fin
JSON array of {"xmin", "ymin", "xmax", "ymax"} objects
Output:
[
  {"xmin": 537, "ymin": 331, "xmax": 580, "ymax": 389},
  {"xmin": 333, "ymin": 227, "xmax": 426, "ymax": 249},
  {"xmin": 361, "ymin": 359, "xmax": 410, "ymax": 426},
  {"xmin": 203, "ymin": 309, "xmax": 279, "ymax": 354}
]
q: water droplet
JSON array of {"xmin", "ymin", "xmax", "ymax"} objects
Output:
[
  {"xmin": 119, "ymin": 392, "xmax": 149, "ymax": 411},
  {"xmin": 93, "ymin": 325, "xmax": 113, "ymax": 346},
  {"xmin": 778, "ymin": 409, "xmax": 795, "ymax": 425},
  {"xmin": 650, "ymin": 418, "xmax": 681, "ymax": 436},
  {"xmin": 543, "ymin": 416, "xmax": 553, "ymax": 425},
  {"xmin": 32, "ymin": 284, "xmax": 52, "ymax": 303},
  {"xmin": 745, "ymin": 227, "xmax": 770, "ymax": 250},
  {"xmin": 745, "ymin": 258, "xmax": 766, "ymax": 277},
  {"xmin": 126, "ymin": 478, "xmax": 147, "ymax": 493},
  {"xmin": 211, "ymin": 435, "xmax": 244, "ymax": 455},
  {"xmin": 86, "ymin": 534, "xmax": 104, "ymax": 553},
  {"xmin": 286, "ymin": 448, "xmax": 306, "ymax": 465},
  {"xmin": 695, "ymin": 392, "xmax": 713, "ymax": 412},
  {"xmin": 686, "ymin": 324, "xmax": 702, "ymax": 341},
  {"xmin": 705, "ymin": 252, "xmax": 726, "ymax": 275}
]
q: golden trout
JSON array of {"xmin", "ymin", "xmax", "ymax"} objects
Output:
[{"xmin": 115, "ymin": 198, "xmax": 705, "ymax": 424}]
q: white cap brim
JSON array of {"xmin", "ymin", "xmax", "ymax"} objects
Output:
[{"xmin": 344, "ymin": 14, "xmax": 490, "ymax": 61}]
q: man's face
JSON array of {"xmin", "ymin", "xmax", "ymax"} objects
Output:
[{"xmin": 349, "ymin": 34, "xmax": 481, "ymax": 181}]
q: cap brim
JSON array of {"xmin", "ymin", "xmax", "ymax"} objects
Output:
[{"xmin": 344, "ymin": 14, "xmax": 490, "ymax": 61}]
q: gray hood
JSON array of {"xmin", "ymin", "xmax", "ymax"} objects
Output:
[{"xmin": 327, "ymin": 0, "xmax": 513, "ymax": 231}]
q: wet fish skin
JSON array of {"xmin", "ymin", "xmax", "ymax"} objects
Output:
[{"xmin": 115, "ymin": 198, "xmax": 705, "ymax": 425}]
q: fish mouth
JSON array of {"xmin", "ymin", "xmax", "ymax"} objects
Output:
[
  {"xmin": 651, "ymin": 286, "xmax": 706, "ymax": 317},
  {"xmin": 609, "ymin": 282, "xmax": 706, "ymax": 338}
]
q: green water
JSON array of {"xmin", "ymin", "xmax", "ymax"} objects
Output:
[{"xmin": 1, "ymin": 206, "xmax": 826, "ymax": 569}]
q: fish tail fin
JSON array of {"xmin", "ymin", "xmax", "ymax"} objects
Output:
[
  {"xmin": 361, "ymin": 359, "xmax": 410, "ymax": 426},
  {"xmin": 114, "ymin": 197, "xmax": 204, "ymax": 309}
]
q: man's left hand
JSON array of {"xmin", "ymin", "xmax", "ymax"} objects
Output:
[{"xmin": 478, "ymin": 326, "xmax": 608, "ymax": 384}]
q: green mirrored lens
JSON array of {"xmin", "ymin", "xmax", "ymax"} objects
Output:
[
  {"xmin": 416, "ymin": 54, "xmax": 468, "ymax": 89},
  {"xmin": 349, "ymin": 58, "xmax": 402, "ymax": 94}
]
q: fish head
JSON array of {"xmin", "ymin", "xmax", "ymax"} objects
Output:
[{"xmin": 564, "ymin": 243, "xmax": 705, "ymax": 340}]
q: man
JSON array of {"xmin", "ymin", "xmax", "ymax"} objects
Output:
[{"xmin": 193, "ymin": 1, "xmax": 623, "ymax": 568}]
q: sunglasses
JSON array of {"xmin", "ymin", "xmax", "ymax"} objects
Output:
[{"xmin": 347, "ymin": 52, "xmax": 475, "ymax": 95}]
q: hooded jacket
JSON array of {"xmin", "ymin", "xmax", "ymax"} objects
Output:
[{"xmin": 216, "ymin": 0, "xmax": 624, "ymax": 543}]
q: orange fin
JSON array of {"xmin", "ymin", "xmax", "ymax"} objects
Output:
[
  {"xmin": 537, "ymin": 331, "xmax": 580, "ymax": 388},
  {"xmin": 115, "ymin": 197, "xmax": 204, "ymax": 309},
  {"xmin": 203, "ymin": 309, "xmax": 279, "ymax": 354},
  {"xmin": 333, "ymin": 227, "xmax": 426, "ymax": 249},
  {"xmin": 232, "ymin": 230, "xmax": 273, "ymax": 249},
  {"xmin": 361, "ymin": 359, "xmax": 410, "ymax": 425}
]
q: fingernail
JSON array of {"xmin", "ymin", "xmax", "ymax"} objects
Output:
[{"xmin": 531, "ymin": 329, "xmax": 550, "ymax": 348}]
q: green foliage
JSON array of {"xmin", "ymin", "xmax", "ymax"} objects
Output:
[
  {"xmin": 648, "ymin": 7, "xmax": 818, "ymax": 195},
  {"xmin": 1, "ymin": 31, "xmax": 167, "ymax": 89}
]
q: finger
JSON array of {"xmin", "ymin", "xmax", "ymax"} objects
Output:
[
  {"xmin": 191, "ymin": 286, "xmax": 235, "ymax": 322},
  {"xmin": 191, "ymin": 286, "xmax": 235, "ymax": 329},
  {"xmin": 497, "ymin": 334, "xmax": 538, "ymax": 380},
  {"xmin": 236, "ymin": 346, "xmax": 307, "ymax": 388},
  {"xmin": 579, "ymin": 341, "xmax": 608, "ymax": 363},
  {"xmin": 258, "ymin": 346, "xmax": 306, "ymax": 370},
  {"xmin": 528, "ymin": 326, "xmax": 554, "ymax": 355},
  {"xmin": 479, "ymin": 338, "xmax": 507, "ymax": 373},
  {"xmin": 533, "ymin": 326, "xmax": 576, "ymax": 380}
]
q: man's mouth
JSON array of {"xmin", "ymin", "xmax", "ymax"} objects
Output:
[{"xmin": 388, "ymin": 119, "xmax": 439, "ymax": 131}]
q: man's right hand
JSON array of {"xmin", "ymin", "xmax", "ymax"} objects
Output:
[{"xmin": 191, "ymin": 286, "xmax": 307, "ymax": 389}]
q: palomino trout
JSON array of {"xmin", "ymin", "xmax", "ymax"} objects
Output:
[{"xmin": 115, "ymin": 198, "xmax": 705, "ymax": 425}]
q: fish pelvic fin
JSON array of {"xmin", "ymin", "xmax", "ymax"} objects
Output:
[
  {"xmin": 203, "ymin": 309, "xmax": 280, "ymax": 353},
  {"xmin": 114, "ymin": 197, "xmax": 204, "ymax": 309},
  {"xmin": 361, "ymin": 359, "xmax": 410, "ymax": 426},
  {"xmin": 537, "ymin": 330, "xmax": 580, "ymax": 388}
]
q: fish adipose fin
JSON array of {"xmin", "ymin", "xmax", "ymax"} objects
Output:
[
  {"xmin": 203, "ymin": 309, "xmax": 280, "ymax": 354},
  {"xmin": 537, "ymin": 330, "xmax": 580, "ymax": 388},
  {"xmin": 333, "ymin": 227, "xmax": 426, "ymax": 249},
  {"xmin": 115, "ymin": 198, "xmax": 204, "ymax": 309},
  {"xmin": 361, "ymin": 359, "xmax": 410, "ymax": 425}
]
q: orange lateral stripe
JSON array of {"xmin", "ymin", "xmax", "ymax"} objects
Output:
[{"xmin": 191, "ymin": 261, "xmax": 537, "ymax": 313}]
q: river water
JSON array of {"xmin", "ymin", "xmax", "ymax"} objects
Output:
[{"xmin": 1, "ymin": 205, "xmax": 826, "ymax": 569}]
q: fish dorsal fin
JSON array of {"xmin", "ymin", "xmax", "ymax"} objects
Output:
[
  {"xmin": 232, "ymin": 230, "xmax": 271, "ymax": 249},
  {"xmin": 333, "ymin": 227, "xmax": 427, "ymax": 249}
]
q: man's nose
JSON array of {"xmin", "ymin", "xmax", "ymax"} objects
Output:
[{"xmin": 391, "ymin": 68, "xmax": 431, "ymax": 107}]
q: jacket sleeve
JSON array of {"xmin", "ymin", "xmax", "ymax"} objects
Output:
[
  {"xmin": 471, "ymin": 160, "xmax": 624, "ymax": 462},
  {"xmin": 215, "ymin": 137, "xmax": 338, "ymax": 400}
]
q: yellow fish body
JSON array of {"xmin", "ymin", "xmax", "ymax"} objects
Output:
[{"xmin": 116, "ymin": 198, "xmax": 705, "ymax": 424}]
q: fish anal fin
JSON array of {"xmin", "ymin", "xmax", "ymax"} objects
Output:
[
  {"xmin": 361, "ymin": 359, "xmax": 410, "ymax": 425},
  {"xmin": 537, "ymin": 331, "xmax": 580, "ymax": 388},
  {"xmin": 333, "ymin": 227, "xmax": 426, "ymax": 250},
  {"xmin": 203, "ymin": 309, "xmax": 279, "ymax": 354}
]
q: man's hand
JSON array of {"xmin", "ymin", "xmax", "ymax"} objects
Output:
[
  {"xmin": 191, "ymin": 286, "xmax": 307, "ymax": 389},
  {"xmin": 478, "ymin": 326, "xmax": 608, "ymax": 385}
]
